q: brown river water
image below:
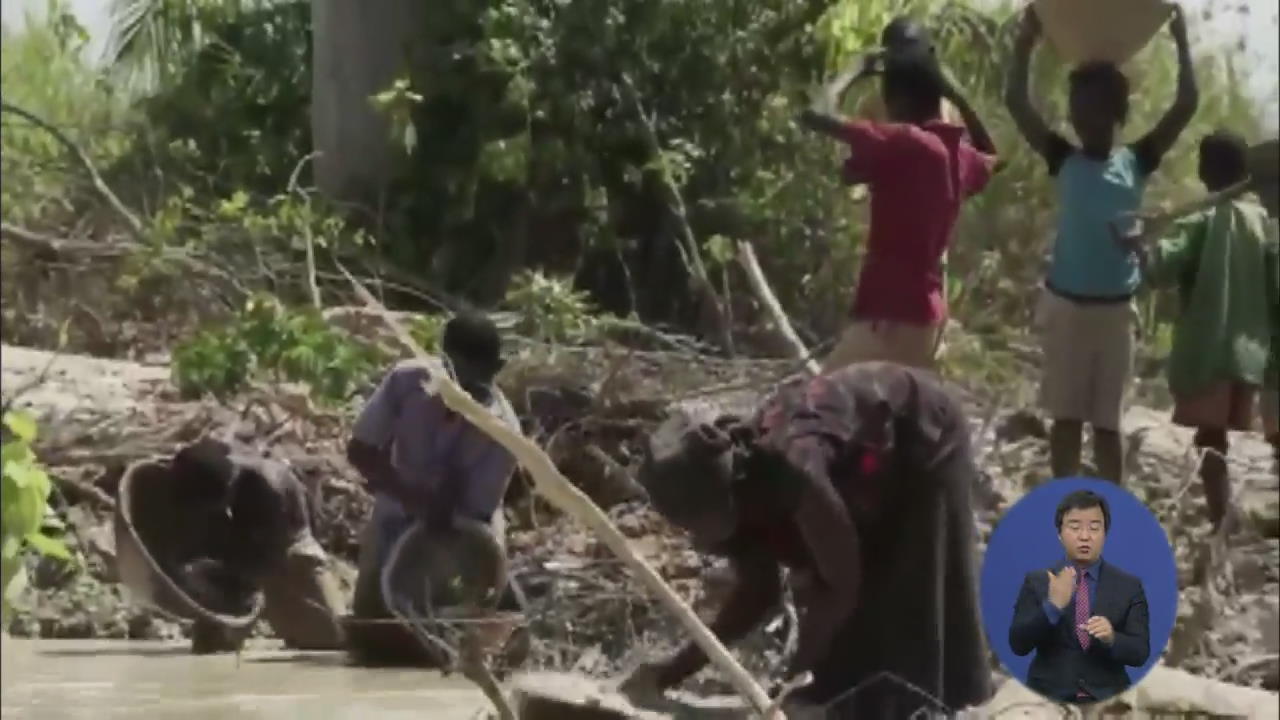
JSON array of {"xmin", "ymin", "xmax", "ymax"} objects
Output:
[{"xmin": 1, "ymin": 638, "xmax": 490, "ymax": 720}]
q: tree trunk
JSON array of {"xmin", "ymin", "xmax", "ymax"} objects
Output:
[{"xmin": 310, "ymin": 0, "xmax": 427, "ymax": 204}]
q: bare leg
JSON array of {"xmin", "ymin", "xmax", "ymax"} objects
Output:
[
  {"xmin": 1050, "ymin": 419, "xmax": 1083, "ymax": 478},
  {"xmin": 1194, "ymin": 428, "xmax": 1232, "ymax": 532},
  {"xmin": 1093, "ymin": 428, "xmax": 1124, "ymax": 484}
]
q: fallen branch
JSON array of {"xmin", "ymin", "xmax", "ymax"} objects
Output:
[
  {"xmin": 337, "ymin": 264, "xmax": 780, "ymax": 719},
  {"xmin": 287, "ymin": 152, "xmax": 324, "ymax": 310},
  {"xmin": 618, "ymin": 73, "xmax": 735, "ymax": 357},
  {"xmin": 735, "ymin": 241, "xmax": 820, "ymax": 376},
  {"xmin": 0, "ymin": 101, "xmax": 144, "ymax": 235},
  {"xmin": 52, "ymin": 475, "xmax": 117, "ymax": 512},
  {"xmin": 1, "ymin": 222, "xmax": 247, "ymax": 297}
]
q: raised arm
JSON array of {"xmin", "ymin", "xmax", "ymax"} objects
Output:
[
  {"xmin": 1134, "ymin": 5, "xmax": 1199, "ymax": 174},
  {"xmin": 798, "ymin": 53, "xmax": 880, "ymax": 140},
  {"xmin": 1004, "ymin": 7, "xmax": 1058, "ymax": 160},
  {"xmin": 936, "ymin": 65, "xmax": 998, "ymax": 160}
]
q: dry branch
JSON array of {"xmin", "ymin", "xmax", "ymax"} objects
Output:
[
  {"xmin": 618, "ymin": 73, "xmax": 735, "ymax": 356},
  {"xmin": 0, "ymin": 101, "xmax": 143, "ymax": 235},
  {"xmin": 735, "ymin": 241, "xmax": 820, "ymax": 376},
  {"xmin": 336, "ymin": 265, "xmax": 780, "ymax": 719},
  {"xmin": 0, "ymin": 222, "xmax": 246, "ymax": 297}
]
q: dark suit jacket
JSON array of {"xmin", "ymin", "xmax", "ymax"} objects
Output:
[{"xmin": 1008, "ymin": 559, "xmax": 1150, "ymax": 703}]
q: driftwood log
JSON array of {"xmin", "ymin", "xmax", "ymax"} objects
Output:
[{"xmin": 338, "ymin": 266, "xmax": 781, "ymax": 719}]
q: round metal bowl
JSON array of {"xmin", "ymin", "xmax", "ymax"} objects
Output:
[{"xmin": 113, "ymin": 458, "xmax": 264, "ymax": 629}]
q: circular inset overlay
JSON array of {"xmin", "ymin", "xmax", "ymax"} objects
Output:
[{"xmin": 980, "ymin": 477, "xmax": 1179, "ymax": 702}]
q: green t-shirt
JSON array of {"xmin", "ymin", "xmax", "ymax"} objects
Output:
[{"xmin": 1145, "ymin": 199, "xmax": 1280, "ymax": 395}]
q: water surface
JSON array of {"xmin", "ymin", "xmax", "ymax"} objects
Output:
[{"xmin": 1, "ymin": 638, "xmax": 489, "ymax": 720}]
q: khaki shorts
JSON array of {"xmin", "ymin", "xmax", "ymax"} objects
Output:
[
  {"xmin": 823, "ymin": 320, "xmax": 942, "ymax": 372},
  {"xmin": 1172, "ymin": 382, "xmax": 1259, "ymax": 432},
  {"xmin": 1035, "ymin": 289, "xmax": 1135, "ymax": 431},
  {"xmin": 1262, "ymin": 386, "xmax": 1279, "ymax": 437}
]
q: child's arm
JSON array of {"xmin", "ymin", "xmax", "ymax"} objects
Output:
[
  {"xmin": 1004, "ymin": 7, "xmax": 1071, "ymax": 173},
  {"xmin": 798, "ymin": 53, "xmax": 880, "ymax": 139},
  {"xmin": 1132, "ymin": 5, "xmax": 1199, "ymax": 175},
  {"xmin": 1113, "ymin": 212, "xmax": 1206, "ymax": 288},
  {"xmin": 936, "ymin": 66, "xmax": 998, "ymax": 160}
]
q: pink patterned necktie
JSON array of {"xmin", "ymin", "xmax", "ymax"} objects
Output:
[{"xmin": 1074, "ymin": 569, "xmax": 1091, "ymax": 650}]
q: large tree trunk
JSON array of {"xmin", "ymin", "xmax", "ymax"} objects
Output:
[{"xmin": 310, "ymin": 0, "xmax": 427, "ymax": 204}]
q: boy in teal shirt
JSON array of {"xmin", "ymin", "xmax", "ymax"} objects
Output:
[
  {"xmin": 1117, "ymin": 131, "xmax": 1280, "ymax": 532},
  {"xmin": 1006, "ymin": 5, "xmax": 1199, "ymax": 483}
]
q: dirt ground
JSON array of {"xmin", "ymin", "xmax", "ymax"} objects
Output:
[{"xmin": 2, "ymin": 341, "xmax": 1276, "ymax": 714}]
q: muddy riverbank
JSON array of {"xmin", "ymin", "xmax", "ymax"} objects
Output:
[{"xmin": 2, "ymin": 342, "xmax": 1277, "ymax": 710}]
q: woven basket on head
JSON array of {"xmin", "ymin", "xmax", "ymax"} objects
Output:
[
  {"xmin": 113, "ymin": 458, "xmax": 264, "ymax": 629},
  {"xmin": 1034, "ymin": 0, "xmax": 1172, "ymax": 66}
]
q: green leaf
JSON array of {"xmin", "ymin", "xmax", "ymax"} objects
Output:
[
  {"xmin": 706, "ymin": 234, "xmax": 736, "ymax": 267},
  {"xmin": 2, "ymin": 412, "xmax": 38, "ymax": 444},
  {"xmin": 25, "ymin": 533, "xmax": 71, "ymax": 561},
  {"xmin": 3, "ymin": 562, "xmax": 27, "ymax": 606}
]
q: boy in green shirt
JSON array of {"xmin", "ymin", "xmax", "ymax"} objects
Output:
[{"xmin": 1118, "ymin": 131, "xmax": 1280, "ymax": 532}]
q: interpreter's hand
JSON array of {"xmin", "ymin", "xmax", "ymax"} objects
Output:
[
  {"xmin": 1081, "ymin": 615, "xmax": 1116, "ymax": 645},
  {"xmin": 618, "ymin": 661, "xmax": 669, "ymax": 707},
  {"xmin": 1047, "ymin": 566, "xmax": 1076, "ymax": 610}
]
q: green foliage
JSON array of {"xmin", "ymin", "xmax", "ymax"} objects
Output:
[
  {"xmin": 370, "ymin": 76, "xmax": 425, "ymax": 156},
  {"xmin": 408, "ymin": 314, "xmax": 447, "ymax": 354},
  {"xmin": 503, "ymin": 270, "xmax": 598, "ymax": 344},
  {"xmin": 172, "ymin": 294, "xmax": 387, "ymax": 404},
  {"xmin": 0, "ymin": 1, "xmax": 132, "ymax": 226},
  {"xmin": 2, "ymin": 411, "xmax": 72, "ymax": 625},
  {"xmin": 119, "ymin": 0, "xmax": 314, "ymax": 193}
]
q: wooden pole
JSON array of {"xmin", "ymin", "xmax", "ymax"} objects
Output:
[
  {"xmin": 338, "ymin": 266, "xmax": 782, "ymax": 719},
  {"xmin": 735, "ymin": 241, "xmax": 821, "ymax": 377}
]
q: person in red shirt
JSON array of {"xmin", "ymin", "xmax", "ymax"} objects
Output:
[{"xmin": 800, "ymin": 23, "xmax": 998, "ymax": 371}]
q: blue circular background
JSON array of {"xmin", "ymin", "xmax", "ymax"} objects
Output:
[{"xmin": 979, "ymin": 477, "xmax": 1179, "ymax": 689}]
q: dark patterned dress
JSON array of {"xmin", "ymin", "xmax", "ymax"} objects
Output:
[{"xmin": 731, "ymin": 361, "xmax": 992, "ymax": 718}]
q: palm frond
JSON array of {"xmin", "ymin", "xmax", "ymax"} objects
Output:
[{"xmin": 104, "ymin": 0, "xmax": 288, "ymax": 90}]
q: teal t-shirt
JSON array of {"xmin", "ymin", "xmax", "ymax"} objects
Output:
[{"xmin": 1047, "ymin": 147, "xmax": 1147, "ymax": 298}]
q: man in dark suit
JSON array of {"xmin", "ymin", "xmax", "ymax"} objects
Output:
[{"xmin": 1008, "ymin": 490, "xmax": 1150, "ymax": 704}]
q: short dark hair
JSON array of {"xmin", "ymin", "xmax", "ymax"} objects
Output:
[
  {"xmin": 1069, "ymin": 62, "xmax": 1130, "ymax": 124},
  {"xmin": 881, "ymin": 53, "xmax": 944, "ymax": 119},
  {"xmin": 1200, "ymin": 129, "xmax": 1250, "ymax": 185},
  {"xmin": 1054, "ymin": 490, "xmax": 1111, "ymax": 532},
  {"xmin": 442, "ymin": 312, "xmax": 502, "ymax": 371}
]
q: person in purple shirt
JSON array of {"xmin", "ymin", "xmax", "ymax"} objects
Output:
[{"xmin": 345, "ymin": 313, "xmax": 528, "ymax": 662}]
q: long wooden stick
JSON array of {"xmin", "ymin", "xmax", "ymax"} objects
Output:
[
  {"xmin": 337, "ymin": 266, "xmax": 780, "ymax": 719},
  {"xmin": 736, "ymin": 241, "xmax": 820, "ymax": 377}
]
